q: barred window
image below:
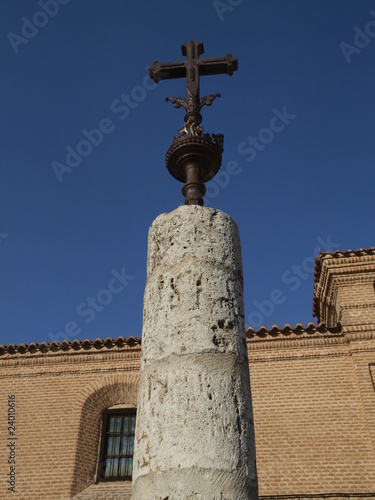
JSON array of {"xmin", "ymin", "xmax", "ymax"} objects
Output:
[{"xmin": 98, "ymin": 409, "xmax": 136, "ymax": 481}]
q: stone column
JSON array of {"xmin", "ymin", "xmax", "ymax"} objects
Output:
[{"xmin": 132, "ymin": 205, "xmax": 258, "ymax": 499}]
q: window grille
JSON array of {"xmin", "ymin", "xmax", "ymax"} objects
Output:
[{"xmin": 98, "ymin": 409, "xmax": 136, "ymax": 481}]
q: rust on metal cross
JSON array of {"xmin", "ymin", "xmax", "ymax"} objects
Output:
[{"xmin": 149, "ymin": 41, "xmax": 238, "ymax": 134}]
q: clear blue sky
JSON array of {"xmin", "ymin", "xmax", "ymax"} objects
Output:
[{"xmin": 1, "ymin": 0, "xmax": 375, "ymax": 346}]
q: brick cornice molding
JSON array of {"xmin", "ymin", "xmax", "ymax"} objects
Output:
[
  {"xmin": 345, "ymin": 331, "xmax": 375, "ymax": 341},
  {"xmin": 341, "ymin": 302, "xmax": 375, "ymax": 310},
  {"xmin": 0, "ymin": 363, "xmax": 140, "ymax": 379},
  {"xmin": 249, "ymin": 347, "xmax": 349, "ymax": 363},
  {"xmin": 313, "ymin": 248, "xmax": 375, "ymax": 324},
  {"xmin": 247, "ymin": 322, "xmax": 375, "ymax": 359},
  {"xmin": 342, "ymin": 323, "xmax": 375, "ymax": 334},
  {"xmin": 248, "ymin": 333, "xmax": 345, "ymax": 351}
]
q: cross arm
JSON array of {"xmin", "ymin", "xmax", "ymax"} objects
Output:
[
  {"xmin": 199, "ymin": 54, "xmax": 238, "ymax": 77},
  {"xmin": 149, "ymin": 61, "xmax": 186, "ymax": 83}
]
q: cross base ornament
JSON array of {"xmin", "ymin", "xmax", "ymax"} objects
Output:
[
  {"xmin": 149, "ymin": 41, "xmax": 238, "ymax": 206},
  {"xmin": 166, "ymin": 134, "xmax": 223, "ymax": 206}
]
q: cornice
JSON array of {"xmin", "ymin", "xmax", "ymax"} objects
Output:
[
  {"xmin": 249, "ymin": 349, "xmax": 349, "ymax": 364},
  {"xmin": 313, "ymin": 247, "xmax": 375, "ymax": 322},
  {"xmin": 342, "ymin": 323, "xmax": 375, "ymax": 334},
  {"xmin": 247, "ymin": 322, "xmax": 375, "ymax": 357},
  {"xmin": 0, "ymin": 362, "xmax": 140, "ymax": 379},
  {"xmin": 3, "ymin": 319, "xmax": 374, "ymax": 366},
  {"xmin": 314, "ymin": 247, "xmax": 375, "ymax": 285},
  {"xmin": 0, "ymin": 336, "xmax": 141, "ymax": 359}
]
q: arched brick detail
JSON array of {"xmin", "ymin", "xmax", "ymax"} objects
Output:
[{"xmin": 70, "ymin": 373, "xmax": 139, "ymax": 497}]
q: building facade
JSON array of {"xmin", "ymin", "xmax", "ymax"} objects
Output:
[{"xmin": 1, "ymin": 247, "xmax": 375, "ymax": 499}]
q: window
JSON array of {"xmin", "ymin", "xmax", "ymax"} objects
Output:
[{"xmin": 98, "ymin": 409, "xmax": 136, "ymax": 481}]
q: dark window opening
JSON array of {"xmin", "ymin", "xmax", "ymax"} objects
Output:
[{"xmin": 97, "ymin": 408, "xmax": 136, "ymax": 481}]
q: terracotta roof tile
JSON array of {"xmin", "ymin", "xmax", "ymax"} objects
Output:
[
  {"xmin": 246, "ymin": 321, "xmax": 341, "ymax": 340},
  {"xmin": 0, "ymin": 335, "xmax": 141, "ymax": 357}
]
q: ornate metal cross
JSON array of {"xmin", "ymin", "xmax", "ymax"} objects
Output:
[
  {"xmin": 150, "ymin": 41, "xmax": 237, "ymax": 137},
  {"xmin": 149, "ymin": 41, "xmax": 238, "ymax": 206}
]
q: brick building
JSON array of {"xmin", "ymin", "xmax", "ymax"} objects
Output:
[{"xmin": 1, "ymin": 247, "xmax": 375, "ymax": 499}]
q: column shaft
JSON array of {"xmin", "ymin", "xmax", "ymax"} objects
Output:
[{"xmin": 132, "ymin": 206, "xmax": 258, "ymax": 499}]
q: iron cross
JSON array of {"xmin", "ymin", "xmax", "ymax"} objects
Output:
[
  {"xmin": 149, "ymin": 41, "xmax": 238, "ymax": 120},
  {"xmin": 150, "ymin": 41, "xmax": 238, "ymax": 206}
]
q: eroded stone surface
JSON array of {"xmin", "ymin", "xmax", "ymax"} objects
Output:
[{"xmin": 132, "ymin": 206, "xmax": 258, "ymax": 499}]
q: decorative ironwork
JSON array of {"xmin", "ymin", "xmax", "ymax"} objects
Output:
[{"xmin": 149, "ymin": 41, "xmax": 238, "ymax": 205}]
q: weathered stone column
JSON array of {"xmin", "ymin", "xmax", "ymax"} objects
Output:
[{"xmin": 132, "ymin": 205, "xmax": 258, "ymax": 499}]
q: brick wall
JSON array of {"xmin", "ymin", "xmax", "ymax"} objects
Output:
[
  {"xmin": 2, "ymin": 327, "xmax": 375, "ymax": 499},
  {"xmin": 336, "ymin": 282, "xmax": 375, "ymax": 326},
  {"xmin": 248, "ymin": 324, "xmax": 375, "ymax": 498},
  {"xmin": 0, "ymin": 339, "xmax": 140, "ymax": 500}
]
